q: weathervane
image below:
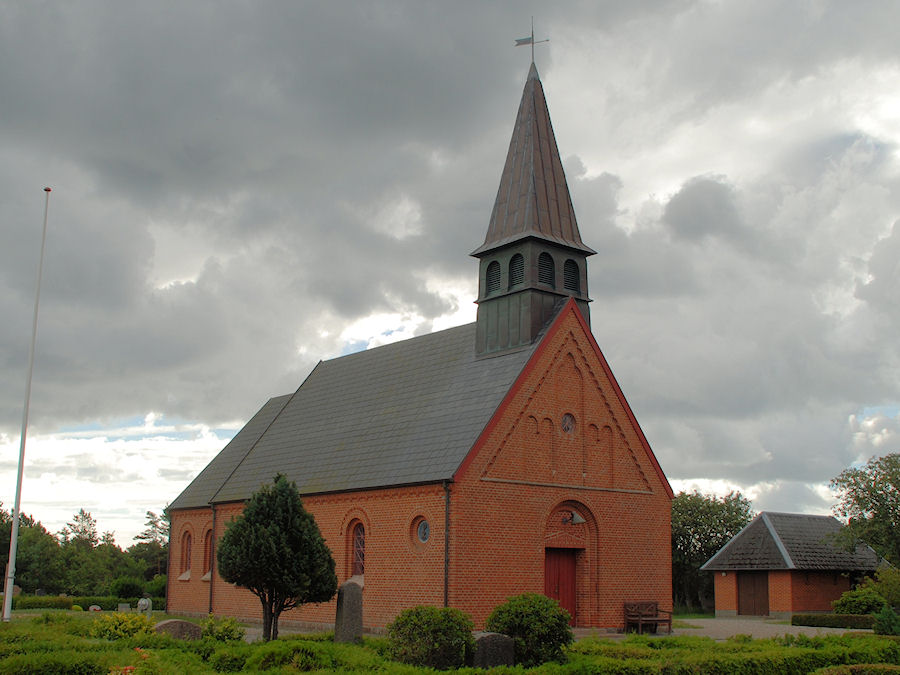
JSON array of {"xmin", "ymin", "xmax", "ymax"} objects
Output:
[{"xmin": 514, "ymin": 17, "xmax": 549, "ymax": 63}]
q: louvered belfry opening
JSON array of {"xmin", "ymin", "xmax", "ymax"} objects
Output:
[
  {"xmin": 564, "ymin": 259, "xmax": 580, "ymax": 293},
  {"xmin": 538, "ymin": 252, "xmax": 555, "ymax": 287},
  {"xmin": 486, "ymin": 261, "xmax": 501, "ymax": 295},
  {"xmin": 509, "ymin": 253, "xmax": 525, "ymax": 288},
  {"xmin": 472, "ymin": 63, "xmax": 595, "ymax": 356}
]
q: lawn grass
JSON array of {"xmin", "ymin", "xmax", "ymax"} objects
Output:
[{"xmin": 2, "ymin": 609, "xmax": 900, "ymax": 673}]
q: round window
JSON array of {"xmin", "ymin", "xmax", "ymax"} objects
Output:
[{"xmin": 417, "ymin": 519, "xmax": 430, "ymax": 543}]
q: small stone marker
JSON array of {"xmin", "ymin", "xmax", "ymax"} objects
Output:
[
  {"xmin": 154, "ymin": 619, "xmax": 202, "ymax": 641},
  {"xmin": 334, "ymin": 579, "xmax": 363, "ymax": 643},
  {"xmin": 468, "ymin": 632, "xmax": 515, "ymax": 668},
  {"xmin": 137, "ymin": 596, "xmax": 152, "ymax": 619},
  {"xmin": 117, "ymin": 602, "xmax": 131, "ymax": 613}
]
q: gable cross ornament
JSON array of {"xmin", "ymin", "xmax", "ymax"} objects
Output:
[{"xmin": 515, "ymin": 18, "xmax": 549, "ymax": 63}]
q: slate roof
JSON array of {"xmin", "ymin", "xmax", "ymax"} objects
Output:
[
  {"xmin": 170, "ymin": 322, "xmax": 536, "ymax": 509},
  {"xmin": 169, "ymin": 394, "xmax": 291, "ymax": 510},
  {"xmin": 471, "ymin": 63, "xmax": 595, "ymax": 257},
  {"xmin": 702, "ymin": 512, "xmax": 881, "ymax": 572}
]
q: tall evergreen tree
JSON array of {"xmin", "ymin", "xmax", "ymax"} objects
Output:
[{"xmin": 217, "ymin": 474, "xmax": 337, "ymax": 640}]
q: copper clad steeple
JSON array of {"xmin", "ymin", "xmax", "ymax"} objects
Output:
[
  {"xmin": 472, "ymin": 63, "xmax": 595, "ymax": 257},
  {"xmin": 473, "ymin": 64, "xmax": 594, "ymax": 357}
]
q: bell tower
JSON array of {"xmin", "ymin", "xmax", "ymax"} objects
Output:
[{"xmin": 473, "ymin": 63, "xmax": 594, "ymax": 357}]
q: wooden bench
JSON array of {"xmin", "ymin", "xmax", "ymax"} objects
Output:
[{"xmin": 624, "ymin": 601, "xmax": 672, "ymax": 634}]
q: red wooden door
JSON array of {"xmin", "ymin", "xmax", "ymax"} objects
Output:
[
  {"xmin": 737, "ymin": 572, "xmax": 769, "ymax": 616},
  {"xmin": 544, "ymin": 548, "xmax": 577, "ymax": 624}
]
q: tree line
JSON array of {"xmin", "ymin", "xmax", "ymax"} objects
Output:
[{"xmin": 0, "ymin": 506, "xmax": 169, "ymax": 597}]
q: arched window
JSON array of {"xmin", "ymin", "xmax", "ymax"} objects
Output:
[
  {"xmin": 538, "ymin": 253, "xmax": 555, "ymax": 287},
  {"xmin": 564, "ymin": 259, "xmax": 580, "ymax": 293},
  {"xmin": 352, "ymin": 522, "xmax": 365, "ymax": 576},
  {"xmin": 203, "ymin": 529, "xmax": 213, "ymax": 576},
  {"xmin": 181, "ymin": 532, "xmax": 192, "ymax": 574},
  {"xmin": 486, "ymin": 261, "xmax": 501, "ymax": 295},
  {"xmin": 508, "ymin": 254, "xmax": 524, "ymax": 289}
]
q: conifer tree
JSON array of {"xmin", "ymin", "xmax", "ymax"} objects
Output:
[{"xmin": 217, "ymin": 474, "xmax": 337, "ymax": 640}]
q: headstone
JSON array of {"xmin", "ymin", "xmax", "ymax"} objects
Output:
[
  {"xmin": 468, "ymin": 632, "xmax": 515, "ymax": 668},
  {"xmin": 154, "ymin": 619, "xmax": 202, "ymax": 641},
  {"xmin": 35, "ymin": 588, "xmax": 45, "ymax": 596},
  {"xmin": 137, "ymin": 596, "xmax": 152, "ymax": 619},
  {"xmin": 334, "ymin": 579, "xmax": 363, "ymax": 643},
  {"xmin": 117, "ymin": 603, "xmax": 131, "ymax": 613},
  {"xmin": 88, "ymin": 605, "xmax": 102, "ymax": 612}
]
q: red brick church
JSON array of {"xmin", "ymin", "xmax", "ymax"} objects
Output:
[{"xmin": 167, "ymin": 63, "xmax": 673, "ymax": 630}]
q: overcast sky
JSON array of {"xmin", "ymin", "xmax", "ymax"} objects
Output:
[{"xmin": 2, "ymin": 1, "xmax": 899, "ymax": 546}]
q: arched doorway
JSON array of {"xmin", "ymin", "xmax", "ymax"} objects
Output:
[{"xmin": 542, "ymin": 501, "xmax": 596, "ymax": 626}]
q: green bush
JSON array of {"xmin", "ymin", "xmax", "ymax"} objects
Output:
[
  {"xmin": 89, "ymin": 612, "xmax": 154, "ymax": 640},
  {"xmin": 0, "ymin": 652, "xmax": 104, "ymax": 675},
  {"xmin": 861, "ymin": 568, "xmax": 900, "ymax": 608},
  {"xmin": 243, "ymin": 640, "xmax": 334, "ymax": 671},
  {"xmin": 13, "ymin": 595, "xmax": 73, "ymax": 610},
  {"xmin": 387, "ymin": 605, "xmax": 475, "ymax": 670},
  {"xmin": 875, "ymin": 606, "xmax": 900, "ymax": 636},
  {"xmin": 200, "ymin": 614, "xmax": 245, "ymax": 642},
  {"xmin": 71, "ymin": 605, "xmax": 83, "ymax": 612},
  {"xmin": 485, "ymin": 592, "xmax": 573, "ymax": 667},
  {"xmin": 208, "ymin": 644, "xmax": 251, "ymax": 672},
  {"xmin": 109, "ymin": 577, "xmax": 144, "ymax": 599},
  {"xmin": 834, "ymin": 587, "xmax": 888, "ymax": 614},
  {"xmin": 793, "ymin": 613, "xmax": 877, "ymax": 629}
]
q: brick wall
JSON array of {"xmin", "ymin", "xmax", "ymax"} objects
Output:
[
  {"xmin": 168, "ymin": 305, "xmax": 672, "ymax": 630},
  {"xmin": 713, "ymin": 572, "xmax": 738, "ymax": 616},
  {"xmin": 791, "ymin": 571, "xmax": 850, "ymax": 612}
]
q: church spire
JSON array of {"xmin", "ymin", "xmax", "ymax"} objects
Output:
[
  {"xmin": 473, "ymin": 64, "xmax": 594, "ymax": 357},
  {"xmin": 472, "ymin": 62, "xmax": 594, "ymax": 257}
]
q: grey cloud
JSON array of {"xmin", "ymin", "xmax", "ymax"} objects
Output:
[{"xmin": 662, "ymin": 176, "xmax": 744, "ymax": 243}]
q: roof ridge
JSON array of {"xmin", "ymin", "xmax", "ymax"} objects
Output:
[{"xmin": 761, "ymin": 512, "xmax": 796, "ymax": 569}]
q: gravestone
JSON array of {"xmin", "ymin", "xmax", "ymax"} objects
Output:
[
  {"xmin": 137, "ymin": 596, "xmax": 152, "ymax": 619},
  {"xmin": 334, "ymin": 579, "xmax": 363, "ymax": 643},
  {"xmin": 154, "ymin": 619, "xmax": 202, "ymax": 640},
  {"xmin": 117, "ymin": 603, "xmax": 131, "ymax": 613},
  {"xmin": 468, "ymin": 632, "xmax": 514, "ymax": 668}
]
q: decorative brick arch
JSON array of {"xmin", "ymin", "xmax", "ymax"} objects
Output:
[{"xmin": 542, "ymin": 500, "xmax": 599, "ymax": 626}]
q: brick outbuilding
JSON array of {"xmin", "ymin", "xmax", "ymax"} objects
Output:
[
  {"xmin": 167, "ymin": 63, "xmax": 673, "ymax": 631},
  {"xmin": 702, "ymin": 512, "xmax": 880, "ymax": 619}
]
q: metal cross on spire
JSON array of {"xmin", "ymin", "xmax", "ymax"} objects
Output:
[{"xmin": 514, "ymin": 17, "xmax": 549, "ymax": 63}]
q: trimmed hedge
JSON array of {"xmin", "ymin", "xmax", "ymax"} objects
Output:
[
  {"xmin": 793, "ymin": 613, "xmax": 876, "ymax": 629},
  {"xmin": 12, "ymin": 596, "xmax": 73, "ymax": 610},
  {"xmin": 8, "ymin": 595, "xmax": 165, "ymax": 611}
]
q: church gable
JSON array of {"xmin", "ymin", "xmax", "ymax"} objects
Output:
[{"xmin": 464, "ymin": 299, "xmax": 669, "ymax": 497}]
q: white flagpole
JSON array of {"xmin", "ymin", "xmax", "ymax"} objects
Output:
[{"xmin": 3, "ymin": 187, "xmax": 51, "ymax": 622}]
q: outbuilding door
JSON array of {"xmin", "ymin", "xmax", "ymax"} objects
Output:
[
  {"xmin": 737, "ymin": 572, "xmax": 769, "ymax": 616},
  {"xmin": 544, "ymin": 548, "xmax": 576, "ymax": 624}
]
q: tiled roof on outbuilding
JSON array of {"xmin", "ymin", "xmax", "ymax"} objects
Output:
[
  {"xmin": 701, "ymin": 512, "xmax": 880, "ymax": 572},
  {"xmin": 170, "ymin": 321, "xmax": 536, "ymax": 508}
]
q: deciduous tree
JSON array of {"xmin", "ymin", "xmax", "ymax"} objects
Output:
[
  {"xmin": 831, "ymin": 453, "xmax": 900, "ymax": 564},
  {"xmin": 217, "ymin": 474, "xmax": 337, "ymax": 640},
  {"xmin": 671, "ymin": 490, "xmax": 753, "ymax": 610}
]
